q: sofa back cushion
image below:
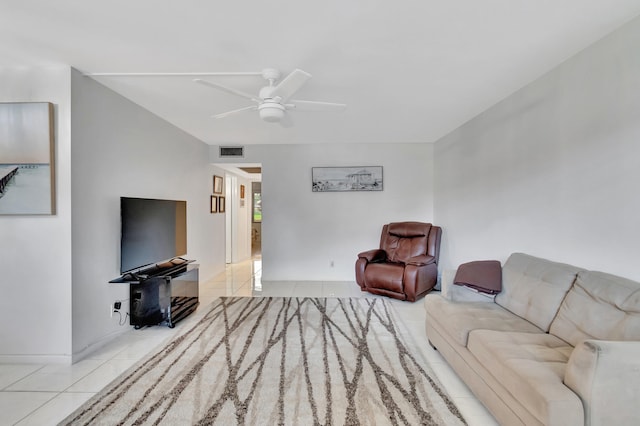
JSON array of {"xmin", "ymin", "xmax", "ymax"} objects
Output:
[
  {"xmin": 495, "ymin": 253, "xmax": 583, "ymax": 332},
  {"xmin": 550, "ymin": 270, "xmax": 640, "ymax": 346}
]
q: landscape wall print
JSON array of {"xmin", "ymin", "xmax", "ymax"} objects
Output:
[
  {"xmin": 0, "ymin": 102, "xmax": 55, "ymax": 215},
  {"xmin": 312, "ymin": 166, "xmax": 383, "ymax": 192}
]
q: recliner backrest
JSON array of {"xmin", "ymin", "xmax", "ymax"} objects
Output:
[{"xmin": 380, "ymin": 222, "xmax": 431, "ymax": 264}]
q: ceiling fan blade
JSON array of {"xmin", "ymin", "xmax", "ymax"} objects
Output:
[
  {"xmin": 290, "ymin": 100, "xmax": 347, "ymax": 112},
  {"xmin": 86, "ymin": 71, "xmax": 263, "ymax": 77},
  {"xmin": 194, "ymin": 78, "xmax": 260, "ymax": 103},
  {"xmin": 212, "ymin": 105, "xmax": 257, "ymax": 119},
  {"xmin": 270, "ymin": 69, "xmax": 312, "ymax": 102}
]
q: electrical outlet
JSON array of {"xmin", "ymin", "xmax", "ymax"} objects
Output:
[{"xmin": 110, "ymin": 301, "xmax": 122, "ymax": 318}]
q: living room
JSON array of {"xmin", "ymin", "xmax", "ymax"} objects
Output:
[{"xmin": 1, "ymin": 2, "xmax": 640, "ymax": 424}]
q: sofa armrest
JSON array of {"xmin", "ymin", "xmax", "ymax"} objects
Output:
[
  {"xmin": 357, "ymin": 249, "xmax": 386, "ymax": 263},
  {"xmin": 564, "ymin": 340, "xmax": 640, "ymax": 426},
  {"xmin": 440, "ymin": 269, "xmax": 496, "ymax": 302}
]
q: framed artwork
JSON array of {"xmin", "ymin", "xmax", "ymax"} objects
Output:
[
  {"xmin": 210, "ymin": 195, "xmax": 218, "ymax": 213},
  {"xmin": 312, "ymin": 166, "xmax": 383, "ymax": 192},
  {"xmin": 213, "ymin": 175, "xmax": 223, "ymax": 194},
  {"xmin": 0, "ymin": 102, "xmax": 56, "ymax": 215},
  {"xmin": 240, "ymin": 184, "xmax": 245, "ymax": 199},
  {"xmin": 218, "ymin": 196, "xmax": 226, "ymax": 213}
]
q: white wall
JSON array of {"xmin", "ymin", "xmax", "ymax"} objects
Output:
[
  {"xmin": 70, "ymin": 70, "xmax": 226, "ymax": 360},
  {"xmin": 212, "ymin": 143, "xmax": 434, "ymax": 281},
  {"xmin": 0, "ymin": 67, "xmax": 73, "ymax": 363},
  {"xmin": 434, "ymin": 15, "xmax": 640, "ymax": 281}
]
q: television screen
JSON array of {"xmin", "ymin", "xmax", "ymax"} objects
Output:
[{"xmin": 120, "ymin": 197, "xmax": 187, "ymax": 273}]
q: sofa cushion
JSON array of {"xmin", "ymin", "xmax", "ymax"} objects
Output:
[
  {"xmin": 424, "ymin": 294, "xmax": 542, "ymax": 347},
  {"xmin": 550, "ymin": 270, "xmax": 640, "ymax": 346},
  {"xmin": 467, "ymin": 330, "xmax": 584, "ymax": 425},
  {"xmin": 495, "ymin": 253, "xmax": 583, "ymax": 332}
]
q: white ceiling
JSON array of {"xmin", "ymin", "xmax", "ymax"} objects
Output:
[{"xmin": 2, "ymin": 1, "xmax": 639, "ymax": 145}]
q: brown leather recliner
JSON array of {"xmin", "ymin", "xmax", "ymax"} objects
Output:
[{"xmin": 355, "ymin": 222, "xmax": 442, "ymax": 302}]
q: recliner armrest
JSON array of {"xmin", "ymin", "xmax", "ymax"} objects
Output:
[
  {"xmin": 406, "ymin": 255, "xmax": 435, "ymax": 266},
  {"xmin": 564, "ymin": 340, "xmax": 640, "ymax": 425},
  {"xmin": 357, "ymin": 249, "xmax": 387, "ymax": 263}
]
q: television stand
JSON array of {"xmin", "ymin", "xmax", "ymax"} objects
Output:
[{"xmin": 110, "ymin": 262, "xmax": 199, "ymax": 329}]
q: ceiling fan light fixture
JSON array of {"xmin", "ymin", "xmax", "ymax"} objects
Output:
[{"xmin": 258, "ymin": 102, "xmax": 285, "ymax": 122}]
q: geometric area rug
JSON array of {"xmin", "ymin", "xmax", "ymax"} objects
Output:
[{"xmin": 61, "ymin": 297, "xmax": 467, "ymax": 425}]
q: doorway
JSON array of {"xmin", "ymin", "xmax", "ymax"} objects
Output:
[
  {"xmin": 251, "ymin": 181, "xmax": 262, "ymax": 257},
  {"xmin": 220, "ymin": 165, "xmax": 262, "ymax": 264}
]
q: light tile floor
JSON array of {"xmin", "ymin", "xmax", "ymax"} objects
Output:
[{"xmin": 0, "ymin": 258, "xmax": 497, "ymax": 425}]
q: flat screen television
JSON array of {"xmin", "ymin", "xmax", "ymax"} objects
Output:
[{"xmin": 120, "ymin": 197, "xmax": 187, "ymax": 274}]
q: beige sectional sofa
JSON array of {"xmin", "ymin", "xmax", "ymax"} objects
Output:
[{"xmin": 424, "ymin": 253, "xmax": 640, "ymax": 426}]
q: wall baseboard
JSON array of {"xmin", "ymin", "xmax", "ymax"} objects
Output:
[
  {"xmin": 71, "ymin": 328, "xmax": 129, "ymax": 364},
  {"xmin": 0, "ymin": 354, "xmax": 72, "ymax": 365}
]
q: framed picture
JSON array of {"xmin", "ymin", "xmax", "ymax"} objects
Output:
[
  {"xmin": 210, "ymin": 195, "xmax": 217, "ymax": 213},
  {"xmin": 218, "ymin": 196, "xmax": 226, "ymax": 213},
  {"xmin": 213, "ymin": 175, "xmax": 223, "ymax": 194},
  {"xmin": 240, "ymin": 184, "xmax": 245, "ymax": 199},
  {"xmin": 312, "ymin": 166, "xmax": 383, "ymax": 192},
  {"xmin": 0, "ymin": 102, "xmax": 56, "ymax": 215}
]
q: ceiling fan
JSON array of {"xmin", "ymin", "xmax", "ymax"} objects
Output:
[{"xmin": 193, "ymin": 68, "xmax": 346, "ymax": 126}]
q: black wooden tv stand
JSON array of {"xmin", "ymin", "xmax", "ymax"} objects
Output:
[{"xmin": 110, "ymin": 260, "xmax": 199, "ymax": 329}]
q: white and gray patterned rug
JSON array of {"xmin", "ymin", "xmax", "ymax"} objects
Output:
[{"xmin": 62, "ymin": 297, "xmax": 466, "ymax": 425}]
